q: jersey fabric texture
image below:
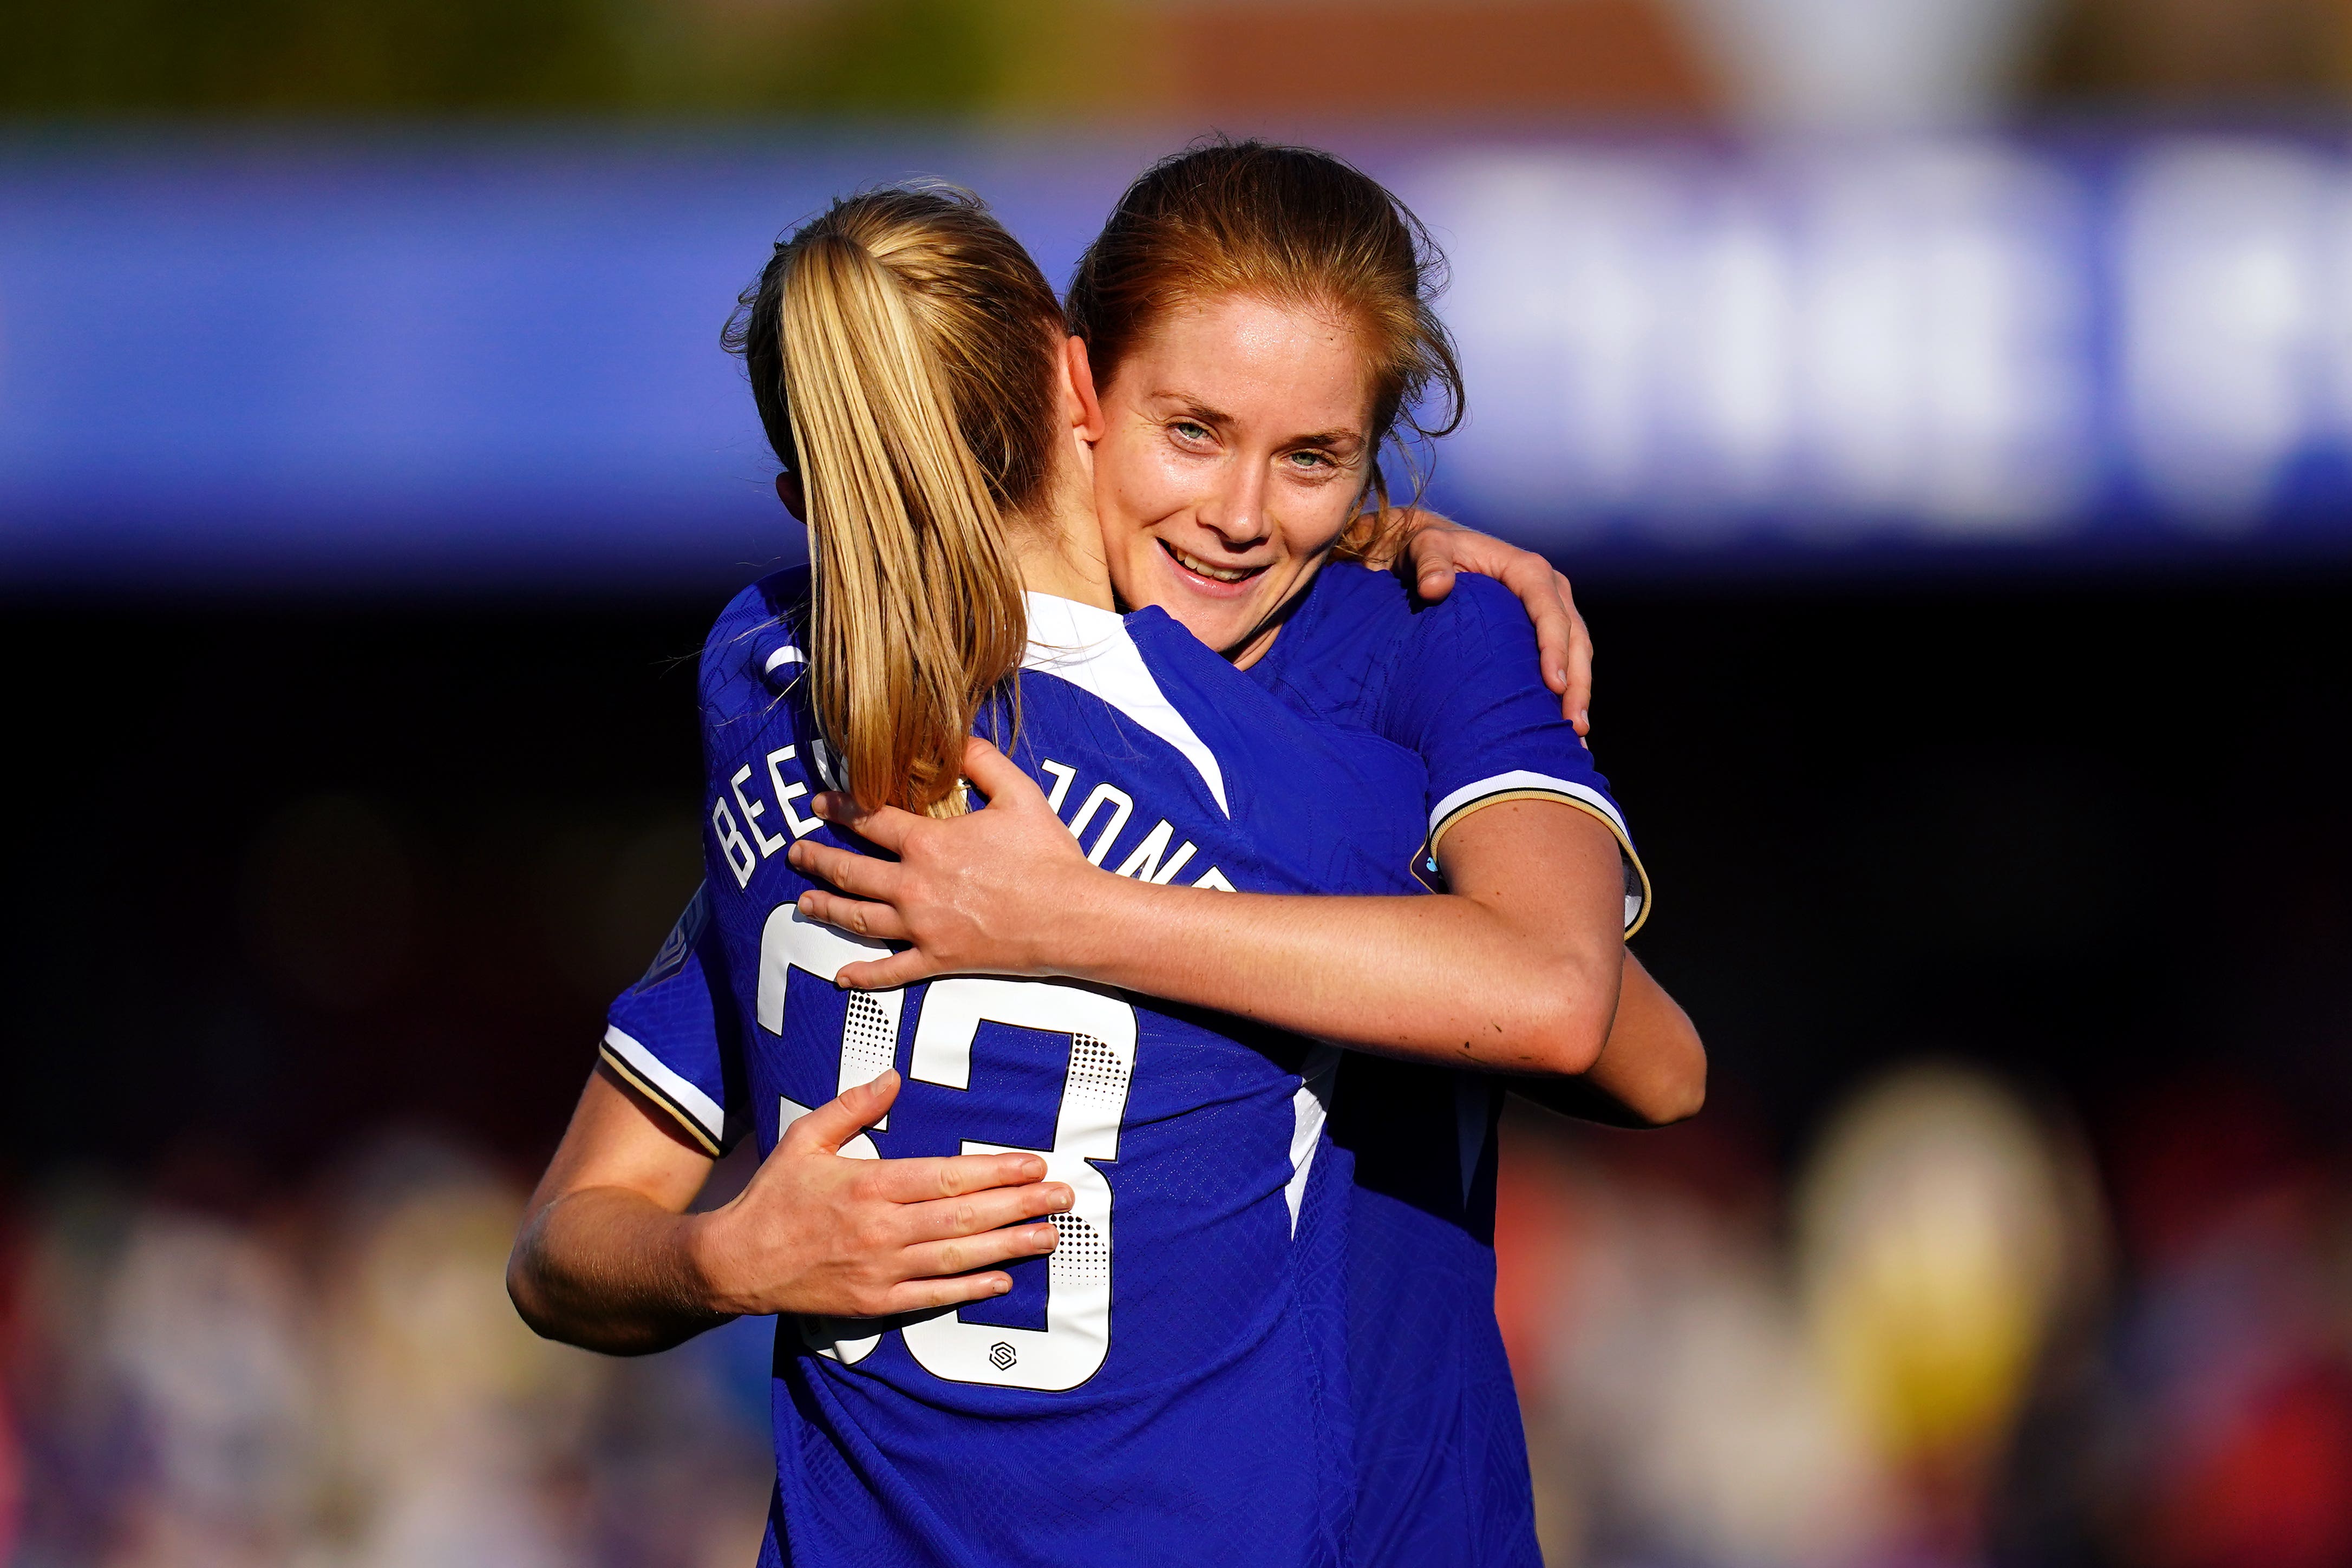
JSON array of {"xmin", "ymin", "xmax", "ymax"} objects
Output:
[
  {"xmin": 1244, "ymin": 563, "xmax": 1652, "ymax": 1568},
  {"xmin": 608, "ymin": 569, "xmax": 1427, "ymax": 1568}
]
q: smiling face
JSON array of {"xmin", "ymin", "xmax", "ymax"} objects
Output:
[{"xmin": 1088, "ymin": 292, "xmax": 1377, "ymax": 663}]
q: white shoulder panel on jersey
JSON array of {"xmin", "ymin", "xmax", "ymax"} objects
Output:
[{"xmin": 1021, "ymin": 592, "xmax": 1230, "ymax": 818}]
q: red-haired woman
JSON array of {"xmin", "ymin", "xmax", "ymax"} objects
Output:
[{"xmin": 795, "ymin": 141, "xmax": 1703, "ymax": 1567}]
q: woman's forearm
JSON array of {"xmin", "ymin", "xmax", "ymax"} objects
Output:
[
  {"xmin": 1033, "ymin": 829, "xmax": 1624, "ymax": 1074},
  {"xmin": 509, "ymin": 1185, "xmax": 729, "ymax": 1356},
  {"xmin": 799, "ymin": 773, "xmax": 1636, "ymax": 1077},
  {"xmin": 508, "ymin": 1069, "xmax": 735, "ymax": 1356},
  {"xmin": 1512, "ymin": 949, "xmax": 1704, "ymax": 1127},
  {"xmin": 1582, "ymin": 949, "xmax": 1704, "ymax": 1122}
]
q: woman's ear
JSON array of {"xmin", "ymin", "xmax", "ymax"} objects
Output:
[
  {"xmin": 774, "ymin": 471, "xmax": 806, "ymax": 521},
  {"xmin": 1062, "ymin": 335, "xmax": 1106, "ymax": 442}
]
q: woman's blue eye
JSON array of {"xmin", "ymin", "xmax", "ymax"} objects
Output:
[{"xmin": 1172, "ymin": 421, "xmax": 1208, "ymax": 441}]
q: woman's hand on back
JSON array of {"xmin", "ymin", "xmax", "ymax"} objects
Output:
[
  {"xmin": 1383, "ymin": 508, "xmax": 1593, "ymax": 734},
  {"xmin": 788, "ymin": 739, "xmax": 1104, "ymax": 991},
  {"xmin": 690, "ymin": 1070, "xmax": 1072, "ymax": 1319},
  {"xmin": 509, "ymin": 1066, "xmax": 1073, "ymax": 1354}
]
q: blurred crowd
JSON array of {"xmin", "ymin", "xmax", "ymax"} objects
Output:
[
  {"xmin": 6, "ymin": 1054, "xmax": 2351, "ymax": 1567},
  {"xmin": 1500, "ymin": 1059, "xmax": 2352, "ymax": 1568},
  {"xmin": 0, "ymin": 1137, "xmax": 774, "ymax": 1568}
]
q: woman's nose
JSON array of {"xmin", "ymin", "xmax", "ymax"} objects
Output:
[{"xmin": 1196, "ymin": 465, "xmax": 1269, "ymax": 546}]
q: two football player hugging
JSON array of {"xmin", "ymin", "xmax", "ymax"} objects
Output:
[{"xmin": 509, "ymin": 139, "xmax": 1705, "ymax": 1568}]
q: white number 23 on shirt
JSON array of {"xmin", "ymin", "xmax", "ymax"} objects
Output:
[{"xmin": 759, "ymin": 906, "xmax": 1135, "ymax": 1393}]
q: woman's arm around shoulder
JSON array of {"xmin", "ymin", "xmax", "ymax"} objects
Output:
[
  {"xmin": 792, "ymin": 744, "xmax": 1630, "ymax": 1077},
  {"xmin": 1387, "ymin": 509, "xmax": 1593, "ymax": 731}
]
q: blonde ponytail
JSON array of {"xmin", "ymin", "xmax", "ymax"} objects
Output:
[{"xmin": 748, "ymin": 189, "xmax": 1062, "ymax": 816}]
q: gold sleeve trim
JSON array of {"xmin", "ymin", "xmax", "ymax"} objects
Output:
[
  {"xmin": 598, "ymin": 1043, "xmax": 724, "ymax": 1158},
  {"xmin": 1425, "ymin": 788, "xmax": 1654, "ymax": 939}
]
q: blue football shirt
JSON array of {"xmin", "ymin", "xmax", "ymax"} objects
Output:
[
  {"xmin": 605, "ymin": 570, "xmax": 1428, "ymax": 1568},
  {"xmin": 1244, "ymin": 563, "xmax": 1652, "ymax": 1568}
]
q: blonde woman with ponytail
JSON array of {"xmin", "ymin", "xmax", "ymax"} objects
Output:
[
  {"xmin": 514, "ymin": 186, "xmax": 1435, "ymax": 1567},
  {"xmin": 511, "ymin": 171, "xmax": 1696, "ymax": 1568},
  {"xmin": 779, "ymin": 211, "xmax": 1043, "ymax": 820}
]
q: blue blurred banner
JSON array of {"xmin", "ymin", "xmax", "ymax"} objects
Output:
[
  {"xmin": 1402, "ymin": 134, "xmax": 2352, "ymax": 571},
  {"xmin": 6, "ymin": 130, "xmax": 2352, "ymax": 588},
  {"xmin": 0, "ymin": 133, "xmax": 1141, "ymax": 589}
]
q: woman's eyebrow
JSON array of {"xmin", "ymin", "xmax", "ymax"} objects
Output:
[
  {"xmin": 1293, "ymin": 428, "xmax": 1367, "ymax": 453},
  {"xmin": 1144, "ymin": 391, "xmax": 1364, "ymax": 454},
  {"xmin": 1144, "ymin": 391, "xmax": 1232, "ymax": 422}
]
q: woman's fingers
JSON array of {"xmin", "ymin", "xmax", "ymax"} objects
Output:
[
  {"xmin": 895, "ymin": 1223, "xmax": 1061, "ymax": 1284},
  {"xmin": 811, "ymin": 791, "xmax": 921, "ymax": 853},
  {"xmin": 1489, "ymin": 548, "xmax": 1591, "ymax": 733},
  {"xmin": 1552, "ymin": 567, "xmax": 1594, "ymax": 734},
  {"xmin": 1410, "ymin": 546, "xmax": 1460, "ymax": 602},
  {"xmin": 1400, "ymin": 514, "xmax": 1463, "ymax": 600},
  {"xmin": 1399, "ymin": 521, "xmax": 1595, "ymax": 732},
  {"xmin": 896, "ymin": 1181, "xmax": 1074, "ymax": 1244},
  {"xmin": 1492, "ymin": 550, "xmax": 1570, "ymax": 672},
  {"xmin": 883, "ymin": 1270, "xmax": 1017, "ymax": 1314},
  {"xmin": 958, "ymin": 737, "xmax": 1041, "ymax": 808},
  {"xmin": 1381, "ymin": 504, "xmax": 1458, "ymax": 574},
  {"xmin": 1384, "ymin": 517, "xmax": 1598, "ymax": 731},
  {"xmin": 833, "ymin": 949, "xmax": 943, "ymax": 991},
  {"xmin": 861, "ymin": 1148, "xmax": 1048, "ymax": 1202},
  {"xmin": 776, "ymin": 1070, "xmax": 899, "ymax": 1158},
  {"xmin": 794, "ymin": 888, "xmax": 912, "ymax": 944},
  {"xmin": 788, "ymin": 839, "xmax": 902, "ymax": 901}
]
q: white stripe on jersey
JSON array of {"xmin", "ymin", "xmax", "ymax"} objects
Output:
[
  {"xmin": 1426, "ymin": 769, "xmax": 1652, "ymax": 935},
  {"xmin": 603, "ymin": 1024, "xmax": 727, "ymax": 1146},
  {"xmin": 1427, "ymin": 769, "xmax": 1630, "ymax": 843},
  {"xmin": 1286, "ymin": 1044, "xmax": 1342, "ymax": 1237},
  {"xmin": 1021, "ymin": 593, "xmax": 1230, "ymax": 818}
]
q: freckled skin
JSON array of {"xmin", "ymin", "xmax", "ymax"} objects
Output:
[{"xmin": 1092, "ymin": 294, "xmax": 1376, "ymax": 664}]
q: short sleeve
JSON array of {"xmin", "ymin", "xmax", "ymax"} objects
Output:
[
  {"xmin": 599, "ymin": 883, "xmax": 750, "ymax": 1155},
  {"xmin": 1383, "ymin": 578, "xmax": 1652, "ymax": 935}
]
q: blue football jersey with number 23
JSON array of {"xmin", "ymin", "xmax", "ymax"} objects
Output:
[{"xmin": 603, "ymin": 570, "xmax": 1428, "ymax": 1568}]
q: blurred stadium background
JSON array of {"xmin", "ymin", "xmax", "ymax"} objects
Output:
[{"xmin": 7, "ymin": 0, "xmax": 2352, "ymax": 1564}]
